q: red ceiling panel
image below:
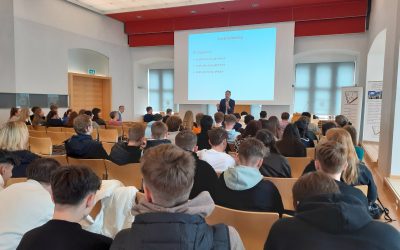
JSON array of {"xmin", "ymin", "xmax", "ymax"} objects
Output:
[{"xmin": 109, "ymin": 0, "xmax": 369, "ymax": 47}]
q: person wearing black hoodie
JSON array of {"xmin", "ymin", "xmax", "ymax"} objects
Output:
[
  {"xmin": 175, "ymin": 130, "xmax": 218, "ymax": 200},
  {"xmin": 264, "ymin": 171, "xmax": 400, "ymax": 250},
  {"xmin": 65, "ymin": 115, "xmax": 109, "ymax": 159}
]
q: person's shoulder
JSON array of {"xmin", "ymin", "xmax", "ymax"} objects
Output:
[
  {"xmin": 84, "ymin": 229, "xmax": 113, "ymax": 246},
  {"xmin": 111, "ymin": 228, "xmax": 132, "ymax": 248}
]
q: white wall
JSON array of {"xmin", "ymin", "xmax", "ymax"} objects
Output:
[
  {"xmin": 0, "ymin": 0, "xmax": 134, "ymax": 124},
  {"xmin": 366, "ymin": 0, "xmax": 400, "ymax": 176}
]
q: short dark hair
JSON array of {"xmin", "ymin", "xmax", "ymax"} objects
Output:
[
  {"xmin": 166, "ymin": 116, "xmax": 182, "ymax": 132},
  {"xmin": 242, "ymin": 120, "xmax": 261, "ymax": 138},
  {"xmin": 141, "ymin": 144, "xmax": 195, "ymax": 207},
  {"xmin": 84, "ymin": 110, "xmax": 93, "ymax": 117},
  {"xmin": 151, "ymin": 121, "xmax": 168, "ymax": 139},
  {"xmin": 26, "ymin": 158, "xmax": 60, "ymax": 183},
  {"xmin": 0, "ymin": 150, "xmax": 18, "ymax": 166},
  {"xmin": 200, "ymin": 115, "xmax": 214, "ymax": 131},
  {"xmin": 175, "ymin": 130, "xmax": 197, "ymax": 151},
  {"xmin": 225, "ymin": 90, "xmax": 231, "ymax": 94},
  {"xmin": 260, "ymin": 111, "xmax": 267, "ymax": 118},
  {"xmin": 240, "ymin": 111, "xmax": 248, "ymax": 116},
  {"xmin": 293, "ymin": 172, "xmax": 340, "ymax": 205},
  {"xmin": 255, "ymin": 129, "xmax": 280, "ymax": 154},
  {"xmin": 31, "ymin": 106, "xmax": 40, "ymax": 113},
  {"xmin": 92, "ymin": 108, "xmax": 101, "ymax": 118},
  {"xmin": 238, "ymin": 138, "xmax": 268, "ymax": 163},
  {"xmin": 146, "ymin": 106, "xmax": 153, "ymax": 112},
  {"xmin": 208, "ymin": 127, "xmax": 228, "ymax": 146},
  {"xmin": 316, "ymin": 141, "xmax": 347, "ymax": 175},
  {"xmin": 109, "ymin": 111, "xmax": 118, "ymax": 119},
  {"xmin": 51, "ymin": 165, "xmax": 101, "ymax": 205},
  {"xmin": 166, "ymin": 108, "xmax": 172, "ymax": 114},
  {"xmin": 233, "ymin": 113, "xmax": 241, "ymax": 119},
  {"xmin": 322, "ymin": 122, "xmax": 337, "ymax": 136},
  {"xmin": 153, "ymin": 113, "xmax": 163, "ymax": 121},
  {"xmin": 281, "ymin": 112, "xmax": 290, "ymax": 120},
  {"xmin": 244, "ymin": 114, "xmax": 254, "ymax": 125},
  {"xmin": 214, "ymin": 112, "xmax": 225, "ymax": 123},
  {"xmin": 301, "ymin": 112, "xmax": 311, "ymax": 118}
]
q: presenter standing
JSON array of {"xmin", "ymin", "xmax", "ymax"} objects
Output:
[{"xmin": 218, "ymin": 90, "xmax": 235, "ymax": 114}]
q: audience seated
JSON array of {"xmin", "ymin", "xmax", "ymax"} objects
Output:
[
  {"xmin": 267, "ymin": 116, "xmax": 281, "ymax": 140},
  {"xmin": 144, "ymin": 121, "xmax": 171, "ymax": 150},
  {"xmin": 64, "ymin": 111, "xmax": 78, "ymax": 127},
  {"xmin": 344, "ymin": 125, "xmax": 365, "ymax": 161},
  {"xmin": 233, "ymin": 113, "xmax": 242, "ymax": 132},
  {"xmin": 45, "ymin": 110, "xmax": 63, "ymax": 127},
  {"xmin": 92, "ymin": 108, "xmax": 106, "ymax": 126},
  {"xmin": 279, "ymin": 112, "xmax": 290, "ymax": 138},
  {"xmin": 108, "ymin": 111, "xmax": 122, "ymax": 126},
  {"xmin": 9, "ymin": 107, "xmax": 20, "ymax": 122},
  {"xmin": 197, "ymin": 127, "xmax": 236, "ymax": 172},
  {"xmin": 224, "ymin": 114, "xmax": 240, "ymax": 143},
  {"xmin": 215, "ymin": 138, "xmax": 284, "ymax": 213},
  {"xmin": 84, "ymin": 110, "xmax": 100, "ymax": 129},
  {"xmin": 264, "ymin": 172, "xmax": 400, "ymax": 250},
  {"xmin": 197, "ymin": 115, "xmax": 213, "ymax": 150},
  {"xmin": 110, "ymin": 123, "xmax": 145, "ymax": 165},
  {"xmin": 31, "ymin": 107, "xmax": 45, "ymax": 126},
  {"xmin": 259, "ymin": 110, "xmax": 268, "ymax": 120},
  {"xmin": 182, "ymin": 110, "xmax": 194, "ymax": 131},
  {"xmin": 17, "ymin": 166, "xmax": 112, "ymax": 250},
  {"xmin": 260, "ymin": 119, "xmax": 279, "ymax": 141},
  {"xmin": 319, "ymin": 121, "xmax": 337, "ymax": 143},
  {"xmin": 242, "ymin": 114, "xmax": 254, "ymax": 130},
  {"xmin": 303, "ymin": 128, "xmax": 377, "ymax": 203},
  {"xmin": 18, "ymin": 108, "xmax": 32, "ymax": 125},
  {"xmin": 166, "ymin": 115, "xmax": 182, "ymax": 144},
  {"xmin": 143, "ymin": 106, "xmax": 154, "ymax": 123},
  {"xmin": 295, "ymin": 117, "xmax": 316, "ymax": 147},
  {"xmin": 335, "ymin": 114, "xmax": 350, "ymax": 127},
  {"xmin": 0, "ymin": 150, "xmax": 17, "ymax": 191},
  {"xmin": 256, "ymin": 129, "xmax": 291, "ymax": 178},
  {"xmin": 276, "ymin": 124, "xmax": 306, "ymax": 157},
  {"xmin": 65, "ymin": 115, "xmax": 109, "ymax": 159},
  {"xmin": 0, "ymin": 158, "xmax": 59, "ymax": 250},
  {"xmin": 192, "ymin": 112, "xmax": 203, "ymax": 134},
  {"xmin": 111, "ymin": 144, "xmax": 244, "ymax": 250},
  {"xmin": 0, "ymin": 121, "xmax": 40, "ymax": 178},
  {"xmin": 214, "ymin": 112, "xmax": 225, "ymax": 128},
  {"xmin": 234, "ymin": 120, "xmax": 261, "ymax": 151},
  {"xmin": 62, "ymin": 109, "xmax": 72, "ymax": 125},
  {"xmin": 314, "ymin": 141, "xmax": 368, "ymax": 207},
  {"xmin": 175, "ymin": 130, "xmax": 218, "ymax": 200},
  {"xmin": 239, "ymin": 111, "xmax": 248, "ymax": 127},
  {"xmin": 301, "ymin": 112, "xmax": 320, "ymax": 134},
  {"xmin": 162, "ymin": 108, "xmax": 172, "ymax": 123},
  {"xmin": 145, "ymin": 113, "xmax": 162, "ymax": 138}
]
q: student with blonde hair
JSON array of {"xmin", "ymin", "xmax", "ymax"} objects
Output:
[
  {"xmin": 0, "ymin": 121, "xmax": 40, "ymax": 178},
  {"xmin": 9, "ymin": 107, "xmax": 21, "ymax": 122},
  {"xmin": 182, "ymin": 110, "xmax": 194, "ymax": 131},
  {"xmin": 302, "ymin": 128, "xmax": 377, "ymax": 204},
  {"xmin": 18, "ymin": 108, "xmax": 32, "ymax": 125}
]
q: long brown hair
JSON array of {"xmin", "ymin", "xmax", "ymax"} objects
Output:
[
  {"xmin": 326, "ymin": 128, "xmax": 359, "ymax": 185},
  {"xmin": 182, "ymin": 111, "xmax": 194, "ymax": 130}
]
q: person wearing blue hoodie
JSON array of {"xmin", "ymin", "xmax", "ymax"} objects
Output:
[
  {"xmin": 65, "ymin": 115, "xmax": 109, "ymax": 160},
  {"xmin": 215, "ymin": 137, "xmax": 284, "ymax": 213},
  {"xmin": 264, "ymin": 171, "xmax": 400, "ymax": 250}
]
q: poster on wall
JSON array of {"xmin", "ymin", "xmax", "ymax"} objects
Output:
[
  {"xmin": 341, "ymin": 86, "xmax": 363, "ymax": 141},
  {"xmin": 362, "ymin": 81, "xmax": 383, "ymax": 142}
]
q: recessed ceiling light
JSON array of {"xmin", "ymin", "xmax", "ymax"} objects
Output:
[
  {"xmin": 190, "ymin": 10, "xmax": 197, "ymax": 14},
  {"xmin": 136, "ymin": 15, "xmax": 142, "ymax": 19},
  {"xmin": 251, "ymin": 3, "xmax": 259, "ymax": 8}
]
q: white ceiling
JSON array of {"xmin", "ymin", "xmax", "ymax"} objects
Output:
[{"xmin": 66, "ymin": 0, "xmax": 235, "ymax": 14}]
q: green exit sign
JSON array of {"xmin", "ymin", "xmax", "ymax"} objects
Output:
[{"xmin": 88, "ymin": 69, "xmax": 96, "ymax": 75}]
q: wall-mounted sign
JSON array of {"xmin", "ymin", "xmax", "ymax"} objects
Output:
[{"xmin": 88, "ymin": 69, "xmax": 96, "ymax": 75}]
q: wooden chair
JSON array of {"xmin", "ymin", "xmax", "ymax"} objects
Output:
[
  {"xmin": 46, "ymin": 131, "xmax": 69, "ymax": 146},
  {"xmin": 355, "ymin": 185, "xmax": 368, "ymax": 196},
  {"xmin": 306, "ymin": 147, "xmax": 316, "ymax": 159},
  {"xmin": 264, "ymin": 177, "xmax": 298, "ymax": 211},
  {"xmin": 61, "ymin": 127, "xmax": 76, "ymax": 133},
  {"xmin": 46, "ymin": 127, "xmax": 62, "ymax": 132},
  {"xmin": 102, "ymin": 142, "xmax": 115, "ymax": 155},
  {"xmin": 32, "ymin": 125, "xmax": 46, "ymax": 131},
  {"xmin": 5, "ymin": 177, "xmax": 27, "ymax": 187},
  {"xmin": 106, "ymin": 125, "xmax": 123, "ymax": 138},
  {"xmin": 104, "ymin": 160, "xmax": 142, "ymax": 188},
  {"xmin": 29, "ymin": 130, "xmax": 48, "ymax": 138},
  {"xmin": 29, "ymin": 137, "xmax": 52, "ymax": 155},
  {"xmin": 98, "ymin": 129, "xmax": 118, "ymax": 143},
  {"xmin": 91, "ymin": 130, "xmax": 99, "ymax": 141},
  {"xmin": 286, "ymin": 157, "xmax": 313, "ymax": 178},
  {"xmin": 206, "ymin": 205, "xmax": 279, "ymax": 250},
  {"xmin": 27, "ymin": 125, "xmax": 33, "ymax": 130},
  {"xmin": 67, "ymin": 158, "xmax": 107, "ymax": 179},
  {"xmin": 42, "ymin": 154, "xmax": 69, "ymax": 165}
]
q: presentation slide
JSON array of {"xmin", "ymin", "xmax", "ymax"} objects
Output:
[{"xmin": 188, "ymin": 28, "xmax": 276, "ymax": 101}]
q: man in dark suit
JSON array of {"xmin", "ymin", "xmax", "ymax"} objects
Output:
[{"xmin": 218, "ymin": 90, "xmax": 235, "ymax": 114}]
